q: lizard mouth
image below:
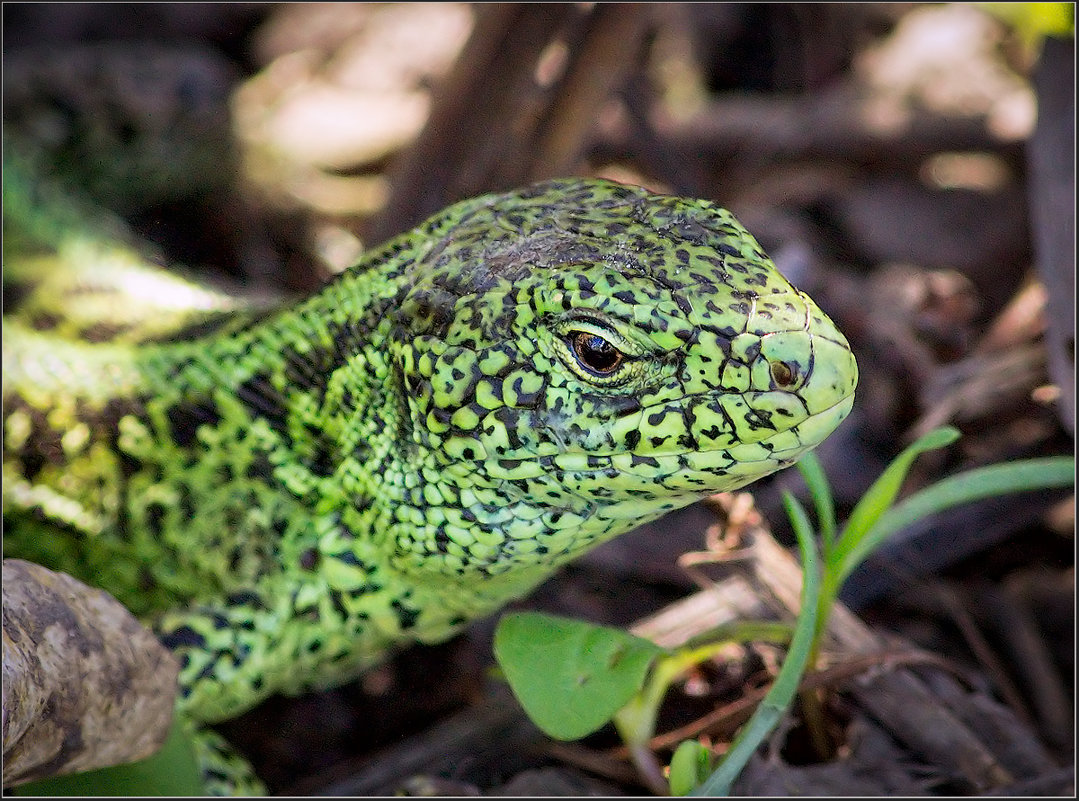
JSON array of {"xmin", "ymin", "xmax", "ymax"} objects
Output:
[
  {"xmin": 464, "ymin": 390, "xmax": 855, "ymax": 495},
  {"xmin": 751, "ymin": 391, "xmax": 855, "ymax": 463}
]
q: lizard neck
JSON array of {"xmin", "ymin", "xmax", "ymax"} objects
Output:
[
  {"xmin": 131, "ymin": 254, "xmax": 420, "ymax": 521},
  {"xmin": 2, "ymin": 247, "xmax": 421, "ymax": 612}
]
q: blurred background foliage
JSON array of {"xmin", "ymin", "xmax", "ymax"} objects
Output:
[{"xmin": 3, "ymin": 3, "xmax": 1073, "ymax": 795}]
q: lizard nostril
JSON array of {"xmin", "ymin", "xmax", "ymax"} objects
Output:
[{"xmin": 770, "ymin": 360, "xmax": 796, "ymax": 388}]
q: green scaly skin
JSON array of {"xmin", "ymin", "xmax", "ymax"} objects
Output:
[{"xmin": 3, "ymin": 153, "xmax": 858, "ymax": 792}]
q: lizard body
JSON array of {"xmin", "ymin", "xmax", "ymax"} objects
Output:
[{"xmin": 3, "ymin": 148, "xmax": 857, "ymax": 791}]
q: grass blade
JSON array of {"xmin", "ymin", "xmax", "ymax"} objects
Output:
[
  {"xmin": 839, "ymin": 456, "xmax": 1075, "ymax": 582},
  {"xmin": 831, "ymin": 427, "xmax": 959, "ymax": 576},
  {"xmin": 796, "ymin": 451, "xmax": 837, "ymax": 553}
]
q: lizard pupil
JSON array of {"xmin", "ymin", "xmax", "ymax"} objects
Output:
[{"xmin": 570, "ymin": 331, "xmax": 623, "ymax": 375}]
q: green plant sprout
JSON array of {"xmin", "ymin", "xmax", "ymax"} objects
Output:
[
  {"xmin": 494, "ymin": 426, "xmax": 1074, "ymax": 795},
  {"xmin": 795, "ymin": 426, "xmax": 1075, "ymax": 663}
]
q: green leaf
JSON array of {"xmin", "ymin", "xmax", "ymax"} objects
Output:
[
  {"xmin": 668, "ymin": 739, "xmax": 713, "ymax": 796},
  {"xmin": 494, "ymin": 611, "xmax": 665, "ymax": 741},
  {"xmin": 12, "ymin": 719, "xmax": 204, "ymax": 797}
]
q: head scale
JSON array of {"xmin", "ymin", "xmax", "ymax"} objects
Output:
[{"xmin": 380, "ymin": 178, "xmax": 856, "ymax": 592}]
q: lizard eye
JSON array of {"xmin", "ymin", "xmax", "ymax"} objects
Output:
[{"xmin": 569, "ymin": 331, "xmax": 624, "ymax": 376}]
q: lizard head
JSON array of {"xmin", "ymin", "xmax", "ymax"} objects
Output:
[{"xmin": 386, "ymin": 178, "xmax": 857, "ymax": 589}]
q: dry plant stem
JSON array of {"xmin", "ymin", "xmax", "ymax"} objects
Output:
[
  {"xmin": 1025, "ymin": 35, "xmax": 1075, "ymax": 435},
  {"xmin": 371, "ymin": 3, "xmax": 653, "ymax": 243},
  {"xmin": 629, "ymin": 649, "xmax": 957, "ymax": 755},
  {"xmin": 280, "ymin": 681, "xmax": 545, "ymax": 796},
  {"xmin": 796, "ymin": 686, "xmax": 835, "ymax": 761},
  {"xmin": 544, "ymin": 741, "xmax": 640, "ymax": 788},
  {"xmin": 917, "ymin": 669, "xmax": 1060, "ymax": 781},
  {"xmin": 912, "ymin": 343, "xmax": 1048, "ymax": 439},
  {"xmin": 924, "ymin": 581, "xmax": 1034, "ymax": 726},
  {"xmin": 986, "ymin": 765, "xmax": 1075, "ymax": 796},
  {"xmin": 614, "ymin": 70, "xmax": 707, "ymax": 197},
  {"xmin": 595, "ymin": 86, "xmax": 1025, "ymax": 179},
  {"xmin": 370, "ymin": 3, "xmax": 573, "ymax": 241},
  {"xmin": 970, "ymin": 581, "xmax": 1074, "ymax": 751},
  {"xmin": 625, "ymin": 742, "xmax": 668, "ymax": 796},
  {"xmin": 676, "ymin": 493, "xmax": 766, "ymax": 591},
  {"xmin": 974, "ymin": 278, "xmax": 1048, "ymax": 354},
  {"xmin": 524, "ymin": 3, "xmax": 654, "ymax": 181}
]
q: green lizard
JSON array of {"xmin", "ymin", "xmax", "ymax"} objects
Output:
[{"xmin": 3, "ymin": 141, "xmax": 858, "ymax": 792}]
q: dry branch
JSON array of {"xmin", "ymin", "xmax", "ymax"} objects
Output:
[{"xmin": 2, "ymin": 559, "xmax": 178, "ymax": 786}]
